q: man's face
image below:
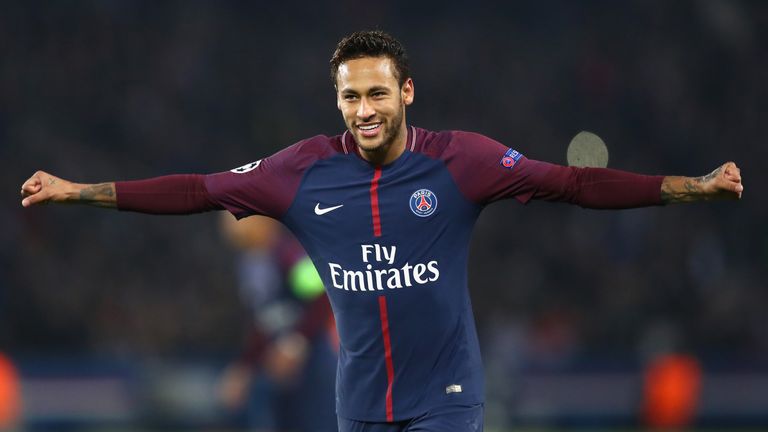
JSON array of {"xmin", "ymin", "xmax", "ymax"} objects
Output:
[{"xmin": 336, "ymin": 56, "xmax": 414, "ymax": 157}]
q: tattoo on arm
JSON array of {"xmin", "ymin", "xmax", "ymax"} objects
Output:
[
  {"xmin": 78, "ymin": 183, "xmax": 117, "ymax": 208},
  {"xmin": 660, "ymin": 177, "xmax": 700, "ymax": 203},
  {"xmin": 660, "ymin": 167, "xmax": 721, "ymax": 204},
  {"xmin": 700, "ymin": 167, "xmax": 721, "ymax": 184}
]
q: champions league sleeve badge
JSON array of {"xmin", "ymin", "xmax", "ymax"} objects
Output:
[
  {"xmin": 409, "ymin": 189, "xmax": 438, "ymax": 217},
  {"xmin": 230, "ymin": 160, "xmax": 262, "ymax": 174},
  {"xmin": 500, "ymin": 148, "xmax": 523, "ymax": 169}
]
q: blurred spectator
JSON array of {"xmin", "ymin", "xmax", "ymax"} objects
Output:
[
  {"xmin": 642, "ymin": 353, "xmax": 702, "ymax": 429},
  {"xmin": 217, "ymin": 214, "xmax": 337, "ymax": 432},
  {"xmin": 0, "ymin": 353, "xmax": 20, "ymax": 429}
]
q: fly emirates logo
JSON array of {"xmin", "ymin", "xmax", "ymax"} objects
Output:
[{"xmin": 328, "ymin": 244, "xmax": 440, "ymax": 292}]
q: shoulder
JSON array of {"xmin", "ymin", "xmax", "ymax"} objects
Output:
[
  {"xmin": 448, "ymin": 130, "xmax": 506, "ymax": 152},
  {"xmin": 413, "ymin": 128, "xmax": 506, "ymax": 161},
  {"xmin": 277, "ymin": 133, "xmax": 343, "ymax": 160},
  {"xmin": 411, "ymin": 127, "xmax": 450, "ymax": 158},
  {"xmin": 208, "ymin": 133, "xmax": 344, "ymax": 189},
  {"xmin": 204, "ymin": 133, "xmax": 346, "ymax": 219},
  {"xmin": 412, "ymin": 129, "xmax": 539, "ymax": 205},
  {"xmin": 268, "ymin": 133, "xmax": 345, "ymax": 171}
]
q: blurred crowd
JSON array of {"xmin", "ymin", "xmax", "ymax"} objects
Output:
[{"xmin": 2, "ymin": 0, "xmax": 766, "ymax": 374}]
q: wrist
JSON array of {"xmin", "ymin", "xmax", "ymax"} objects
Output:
[
  {"xmin": 70, "ymin": 182, "xmax": 117, "ymax": 207},
  {"xmin": 660, "ymin": 176, "xmax": 704, "ymax": 204},
  {"xmin": 64, "ymin": 183, "xmax": 86, "ymax": 202}
]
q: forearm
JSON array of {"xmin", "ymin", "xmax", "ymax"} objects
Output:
[
  {"xmin": 72, "ymin": 182, "xmax": 117, "ymax": 207},
  {"xmin": 574, "ymin": 168, "xmax": 664, "ymax": 209},
  {"xmin": 115, "ymin": 174, "xmax": 221, "ymax": 214},
  {"xmin": 660, "ymin": 175, "xmax": 711, "ymax": 204},
  {"xmin": 549, "ymin": 163, "xmax": 739, "ymax": 206},
  {"xmin": 530, "ymin": 163, "xmax": 664, "ymax": 209},
  {"xmin": 49, "ymin": 180, "xmax": 116, "ymax": 208},
  {"xmin": 22, "ymin": 171, "xmax": 224, "ymax": 212}
]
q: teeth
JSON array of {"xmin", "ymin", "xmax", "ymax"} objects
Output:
[{"xmin": 359, "ymin": 123, "xmax": 381, "ymax": 131}]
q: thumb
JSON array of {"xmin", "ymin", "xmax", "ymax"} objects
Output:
[
  {"xmin": 22, "ymin": 189, "xmax": 52, "ymax": 207},
  {"xmin": 718, "ymin": 177, "xmax": 743, "ymax": 199}
]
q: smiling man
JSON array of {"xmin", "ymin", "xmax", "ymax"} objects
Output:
[
  {"xmin": 20, "ymin": 31, "xmax": 743, "ymax": 432},
  {"xmin": 335, "ymin": 51, "xmax": 413, "ymax": 165}
]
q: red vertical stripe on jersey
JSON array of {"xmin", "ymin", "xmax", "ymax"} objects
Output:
[
  {"xmin": 370, "ymin": 167, "xmax": 383, "ymax": 237},
  {"xmin": 378, "ymin": 296, "xmax": 395, "ymax": 422}
]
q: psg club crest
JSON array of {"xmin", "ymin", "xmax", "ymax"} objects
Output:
[{"xmin": 409, "ymin": 189, "xmax": 438, "ymax": 218}]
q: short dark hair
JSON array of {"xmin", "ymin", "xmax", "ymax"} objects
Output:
[{"xmin": 330, "ymin": 30, "xmax": 410, "ymax": 87}]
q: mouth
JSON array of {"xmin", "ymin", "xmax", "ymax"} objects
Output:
[{"xmin": 356, "ymin": 122, "xmax": 383, "ymax": 138}]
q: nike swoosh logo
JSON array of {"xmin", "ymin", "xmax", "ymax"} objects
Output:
[{"xmin": 314, "ymin": 203, "xmax": 344, "ymax": 215}]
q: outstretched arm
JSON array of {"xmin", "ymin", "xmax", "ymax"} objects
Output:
[
  {"xmin": 20, "ymin": 171, "xmax": 116, "ymax": 208},
  {"xmin": 500, "ymin": 160, "xmax": 743, "ymax": 209},
  {"xmin": 446, "ymin": 132, "xmax": 745, "ymax": 209},
  {"xmin": 660, "ymin": 162, "xmax": 743, "ymax": 204},
  {"xmin": 21, "ymin": 171, "xmax": 219, "ymax": 214}
]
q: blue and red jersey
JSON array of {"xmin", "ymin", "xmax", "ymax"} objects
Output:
[{"xmin": 116, "ymin": 126, "xmax": 663, "ymax": 422}]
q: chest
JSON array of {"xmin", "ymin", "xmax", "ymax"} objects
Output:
[{"xmin": 283, "ymin": 154, "xmax": 475, "ymax": 248}]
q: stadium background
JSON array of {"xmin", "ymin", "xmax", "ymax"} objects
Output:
[{"xmin": 2, "ymin": 0, "xmax": 766, "ymax": 430}]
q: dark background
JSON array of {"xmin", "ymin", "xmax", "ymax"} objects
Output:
[{"xmin": 1, "ymin": 0, "xmax": 766, "ymax": 427}]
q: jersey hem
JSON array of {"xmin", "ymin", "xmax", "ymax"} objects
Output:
[{"xmin": 336, "ymin": 395, "xmax": 485, "ymax": 423}]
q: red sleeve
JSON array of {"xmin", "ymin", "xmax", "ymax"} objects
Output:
[
  {"xmin": 518, "ymin": 160, "xmax": 664, "ymax": 209},
  {"xmin": 115, "ymin": 174, "xmax": 221, "ymax": 214},
  {"xmin": 443, "ymin": 131, "xmax": 663, "ymax": 209},
  {"xmin": 115, "ymin": 135, "xmax": 338, "ymax": 218}
]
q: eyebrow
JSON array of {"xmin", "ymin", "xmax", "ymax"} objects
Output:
[
  {"xmin": 367, "ymin": 86, "xmax": 390, "ymax": 94},
  {"xmin": 341, "ymin": 86, "xmax": 392, "ymax": 95}
]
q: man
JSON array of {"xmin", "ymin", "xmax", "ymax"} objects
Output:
[{"xmin": 20, "ymin": 31, "xmax": 743, "ymax": 432}]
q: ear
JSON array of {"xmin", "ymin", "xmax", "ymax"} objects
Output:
[{"xmin": 401, "ymin": 78, "xmax": 414, "ymax": 106}]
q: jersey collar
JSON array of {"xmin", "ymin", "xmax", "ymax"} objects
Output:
[{"xmin": 342, "ymin": 125, "xmax": 416, "ymax": 168}]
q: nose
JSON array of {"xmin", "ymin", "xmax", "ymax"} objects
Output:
[{"xmin": 356, "ymin": 97, "xmax": 375, "ymax": 120}]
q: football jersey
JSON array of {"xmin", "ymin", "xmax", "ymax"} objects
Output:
[{"xmin": 198, "ymin": 126, "xmax": 660, "ymax": 422}]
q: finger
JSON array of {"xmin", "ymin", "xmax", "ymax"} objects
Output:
[
  {"xmin": 719, "ymin": 163, "xmax": 738, "ymax": 183},
  {"xmin": 21, "ymin": 177, "xmax": 42, "ymax": 196},
  {"xmin": 725, "ymin": 171, "xmax": 741, "ymax": 183},
  {"xmin": 21, "ymin": 183, "xmax": 42, "ymax": 197},
  {"xmin": 723, "ymin": 161, "xmax": 740, "ymax": 175},
  {"xmin": 727, "ymin": 181, "xmax": 744, "ymax": 194},
  {"xmin": 21, "ymin": 190, "xmax": 51, "ymax": 207}
]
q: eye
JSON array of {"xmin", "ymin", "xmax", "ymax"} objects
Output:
[
  {"xmin": 343, "ymin": 94, "xmax": 358, "ymax": 101},
  {"xmin": 371, "ymin": 91, "xmax": 386, "ymax": 98}
]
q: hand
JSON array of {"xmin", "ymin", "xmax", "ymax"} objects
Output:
[
  {"xmin": 20, "ymin": 171, "xmax": 75, "ymax": 207},
  {"xmin": 20, "ymin": 171, "xmax": 116, "ymax": 208},
  {"xmin": 217, "ymin": 364, "xmax": 253, "ymax": 411},
  {"xmin": 263, "ymin": 332, "xmax": 308, "ymax": 384},
  {"xmin": 660, "ymin": 162, "xmax": 743, "ymax": 204},
  {"xmin": 699, "ymin": 162, "xmax": 743, "ymax": 200}
]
